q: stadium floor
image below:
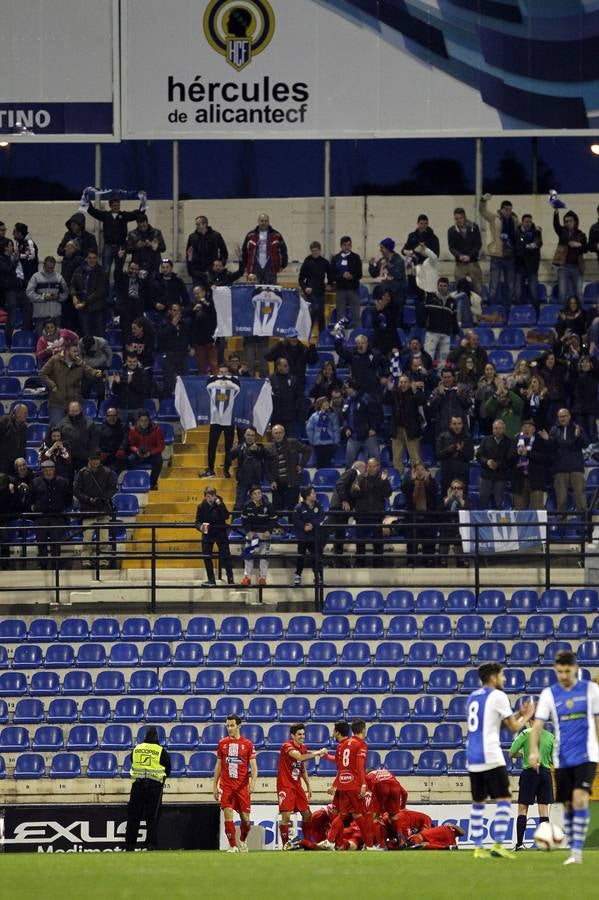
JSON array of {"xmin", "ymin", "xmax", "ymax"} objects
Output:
[{"xmin": 3, "ymin": 849, "xmax": 598, "ymax": 900}]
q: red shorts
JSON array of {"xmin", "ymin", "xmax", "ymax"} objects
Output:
[
  {"xmin": 220, "ymin": 786, "xmax": 251, "ymax": 814},
  {"xmin": 277, "ymin": 785, "xmax": 310, "ymax": 814},
  {"xmin": 336, "ymin": 791, "xmax": 365, "ymax": 817},
  {"xmin": 375, "ymin": 783, "xmax": 405, "ymax": 817}
]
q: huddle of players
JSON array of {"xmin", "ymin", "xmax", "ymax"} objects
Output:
[{"xmin": 213, "ymin": 714, "xmax": 462, "ymax": 852}]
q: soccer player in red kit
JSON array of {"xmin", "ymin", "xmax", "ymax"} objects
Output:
[
  {"xmin": 277, "ymin": 723, "xmax": 328, "ymax": 850},
  {"xmin": 394, "ymin": 808, "xmax": 433, "ymax": 841},
  {"xmin": 407, "ymin": 823, "xmax": 465, "ymax": 849},
  {"xmin": 298, "ymin": 805, "xmax": 337, "ymax": 850},
  {"xmin": 365, "ymin": 767, "xmax": 408, "ymax": 838},
  {"xmin": 213, "ymin": 714, "xmax": 257, "ymax": 852}
]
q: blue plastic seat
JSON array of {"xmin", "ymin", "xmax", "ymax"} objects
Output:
[
  {"xmin": 128, "ymin": 670, "xmax": 160, "ymax": 694},
  {"xmin": 578, "ymin": 641, "xmax": 599, "ymax": 665},
  {"xmin": 76, "ymin": 644, "xmax": 107, "ymax": 668},
  {"xmin": 186, "ymin": 616, "xmax": 216, "ymax": 641},
  {"xmin": 384, "ymin": 749, "xmax": 414, "ymax": 775},
  {"xmin": 421, "ymin": 615, "xmax": 452, "ymax": 639},
  {"xmin": 244, "ymin": 697, "xmax": 276, "ymax": 723},
  {"xmin": 374, "ymin": 642, "xmax": 404, "ymax": 666},
  {"xmin": 239, "ymin": 723, "xmax": 264, "ymax": 749},
  {"xmin": 121, "ymin": 618, "xmax": 152, "ymax": 642},
  {"xmin": 303, "ymin": 723, "xmax": 330, "ymax": 749},
  {"xmin": 80, "ymin": 698, "xmax": 111, "ymax": 723},
  {"xmin": 188, "ymin": 751, "xmax": 217, "ymax": 777},
  {"xmin": 12, "ymin": 644, "xmax": 43, "ymax": 669},
  {"xmin": 140, "ymin": 643, "xmax": 171, "ymax": 667},
  {"xmin": 502, "ymin": 669, "xmax": 526, "ymax": 693},
  {"xmin": 489, "ymin": 616, "xmax": 520, "ymax": 639},
  {"xmin": 213, "ymin": 697, "xmax": 245, "ymax": 722},
  {"xmin": 507, "ymin": 304, "xmax": 536, "ymax": 326},
  {"xmin": 280, "ymin": 697, "xmax": 310, "ymax": 723},
  {"xmin": 10, "ymin": 331, "xmax": 35, "ymax": 350},
  {"xmin": 568, "ymin": 589, "xmax": 598, "ymax": 613},
  {"xmin": 67, "ymin": 725, "xmax": 98, "ymax": 751},
  {"xmin": 446, "ymin": 697, "xmax": 468, "ymax": 722},
  {"xmin": 95, "ymin": 671, "xmax": 126, "ymax": 695},
  {"xmin": 167, "ymin": 724, "xmax": 200, "ymax": 751},
  {"xmin": 294, "ymin": 669, "xmax": 325, "ymax": 694},
  {"xmin": 101, "ymin": 724, "xmax": 133, "ymax": 750},
  {"xmin": 172, "ymin": 642, "xmax": 204, "ymax": 667},
  {"xmin": 152, "ymin": 616, "xmax": 183, "ymax": 642},
  {"xmin": 477, "ymin": 642, "xmax": 507, "ymax": 663},
  {"xmin": 538, "ymin": 304, "xmax": 560, "ymax": 326},
  {"xmin": 45, "ymin": 644, "xmax": 76, "ymax": 668},
  {"xmin": 136, "ymin": 725, "xmax": 166, "ymax": 746},
  {"xmin": 180, "ymin": 697, "xmax": 212, "ymax": 723},
  {"xmin": 393, "ymin": 669, "xmax": 424, "ymax": 694},
  {"xmin": 498, "ymin": 327, "xmax": 525, "ymax": 349},
  {"xmin": 353, "ymin": 616, "xmax": 384, "ymax": 640},
  {"xmin": 58, "ymin": 618, "xmax": 89, "ymax": 642},
  {"xmin": 523, "ymin": 615, "xmax": 554, "ymax": 639},
  {"xmin": 477, "ymin": 590, "xmax": 506, "ymax": 614},
  {"xmin": 365, "ymin": 723, "xmax": 396, "ymax": 749},
  {"xmin": 62, "ymin": 671, "xmax": 93, "ymax": 695},
  {"xmin": 0, "ymin": 672, "xmax": 28, "ymax": 696},
  {"xmin": 0, "ymin": 725, "xmax": 29, "ymax": 751},
  {"xmin": 47, "ymin": 698, "xmax": 78, "ymax": 723},
  {"xmin": 449, "ymin": 749, "xmax": 468, "ymax": 775},
  {"xmin": 416, "ymin": 749, "xmax": 448, "ymax": 775},
  {"xmin": 89, "ymin": 617, "xmax": 121, "ymax": 641},
  {"xmin": 542, "ymin": 641, "xmax": 572, "ymax": 665},
  {"xmin": 312, "ymin": 468, "xmax": 341, "ymax": 490},
  {"xmin": 0, "ymin": 700, "xmax": 8, "ymax": 723},
  {"xmin": 354, "ymin": 590, "xmax": 385, "ymax": 613},
  {"xmin": 285, "ymin": 616, "xmax": 317, "ymax": 640},
  {"xmin": 226, "ymin": 670, "xmax": 257, "ymax": 694},
  {"xmin": 273, "ymin": 643, "xmax": 304, "ymax": 667},
  {"xmin": 112, "ymin": 493, "xmax": 139, "ymax": 518},
  {"xmin": 408, "ymin": 642, "xmax": 438, "ymax": 665},
  {"xmin": 32, "ymin": 725, "xmax": 63, "ymax": 751},
  {"xmin": 538, "ymin": 589, "xmax": 568, "ymax": 614},
  {"xmin": 341, "ymin": 642, "xmax": 372, "ymax": 665},
  {"xmin": 255, "ymin": 751, "xmax": 278, "ymax": 777},
  {"xmin": 307, "ymin": 642, "xmax": 337, "ymax": 666},
  {"xmin": 398, "ymin": 723, "xmax": 429, "ymax": 749},
  {"xmin": 347, "ymin": 696, "xmax": 377, "ymax": 721},
  {"xmin": 509, "ymin": 590, "xmax": 538, "ymax": 614},
  {"xmin": 327, "ymin": 669, "xmax": 358, "ymax": 693},
  {"xmin": 27, "ymin": 618, "xmax": 58, "ymax": 642},
  {"xmin": 160, "ymin": 669, "xmax": 191, "ymax": 694},
  {"xmin": 446, "ymin": 590, "xmax": 476, "ymax": 614},
  {"xmin": 427, "ymin": 669, "xmax": 458, "ymax": 694},
  {"xmin": 379, "ymin": 697, "xmax": 410, "ymax": 721},
  {"xmin": 219, "ymin": 616, "xmax": 250, "ymax": 641},
  {"xmin": 387, "ymin": 616, "xmax": 418, "ymax": 640},
  {"xmin": 14, "ymin": 753, "xmax": 45, "ymax": 779},
  {"xmin": 9, "ymin": 354, "xmax": 37, "ymax": 376},
  {"xmin": 50, "ymin": 753, "xmax": 81, "ymax": 779},
  {"xmin": 460, "ymin": 670, "xmax": 482, "ymax": 693},
  {"xmin": 0, "ymin": 377, "xmax": 21, "ymax": 399},
  {"xmin": 412, "ymin": 696, "xmax": 444, "ymax": 722},
  {"xmin": 113, "ymin": 698, "xmax": 145, "ymax": 723},
  {"xmin": 13, "ymin": 698, "xmax": 45, "ymax": 724},
  {"xmin": 201, "ymin": 724, "xmax": 227, "ymax": 750},
  {"xmin": 252, "ymin": 616, "xmax": 284, "ymax": 640},
  {"xmin": 510, "ymin": 641, "xmax": 540, "ymax": 665},
  {"xmin": 323, "ymin": 591, "xmax": 353, "ymax": 614},
  {"xmin": 109, "ymin": 643, "xmax": 139, "ymax": 667},
  {"xmin": 556, "ymin": 615, "xmax": 587, "ymax": 640},
  {"xmin": 455, "ymin": 615, "xmax": 485, "ymax": 639},
  {"xmin": 87, "ymin": 751, "xmax": 119, "ymax": 778},
  {"xmin": 431, "ymin": 724, "xmax": 462, "ymax": 749},
  {"xmin": 528, "ymin": 668, "xmax": 557, "ymax": 690},
  {"xmin": 385, "ymin": 590, "xmax": 415, "ymax": 612},
  {"xmin": 146, "ymin": 698, "xmax": 177, "ymax": 722},
  {"xmin": 441, "ymin": 642, "xmax": 472, "ymax": 667},
  {"xmin": 415, "ymin": 590, "xmax": 445, "ymax": 613},
  {"xmin": 319, "ymin": 616, "xmax": 350, "ymax": 640},
  {"xmin": 360, "ymin": 669, "xmax": 390, "ymax": 694},
  {"xmin": 259, "ymin": 669, "xmax": 291, "ymax": 694},
  {"xmin": 120, "ymin": 470, "xmax": 151, "ymax": 494},
  {"xmin": 26, "ymin": 422, "xmax": 48, "ymax": 446}
]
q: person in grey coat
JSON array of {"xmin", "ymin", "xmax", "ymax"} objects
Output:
[{"xmin": 26, "ymin": 257, "xmax": 68, "ymax": 334}]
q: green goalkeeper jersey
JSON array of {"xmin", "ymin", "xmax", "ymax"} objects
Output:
[{"xmin": 509, "ymin": 726, "xmax": 554, "ymax": 769}]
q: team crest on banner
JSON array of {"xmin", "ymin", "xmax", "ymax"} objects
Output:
[
  {"xmin": 203, "ymin": 0, "xmax": 275, "ymax": 71},
  {"xmin": 252, "ymin": 287, "xmax": 283, "ymax": 336}
]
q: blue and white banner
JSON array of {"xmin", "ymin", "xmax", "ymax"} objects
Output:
[
  {"xmin": 174, "ymin": 376, "xmax": 273, "ymax": 434},
  {"xmin": 213, "ymin": 285, "xmax": 312, "ymax": 341},
  {"xmin": 459, "ymin": 510, "xmax": 548, "ymax": 555}
]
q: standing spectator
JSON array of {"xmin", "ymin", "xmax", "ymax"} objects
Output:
[
  {"xmin": 292, "ymin": 486, "xmax": 326, "ymax": 586},
  {"xmin": 555, "ymin": 296, "xmax": 588, "ymax": 342},
  {"xmin": 98, "ymin": 407, "xmax": 128, "ymax": 474},
  {"xmin": 0, "ymin": 472, "xmax": 21, "ymax": 570},
  {"xmin": 264, "ymin": 329, "xmax": 318, "ymax": 394},
  {"xmin": 73, "ymin": 450, "xmax": 118, "ymax": 568},
  {"xmin": 299, "ymin": 240, "xmax": 331, "ymax": 334},
  {"xmin": 414, "ymin": 275, "xmax": 459, "ymax": 366},
  {"xmin": 13, "ymin": 223, "xmax": 37, "ymax": 332},
  {"xmin": 479, "ymin": 194, "xmax": 519, "ymax": 309},
  {"xmin": 428, "ymin": 369, "xmax": 472, "ymax": 441},
  {"xmin": 38, "ymin": 427, "xmax": 73, "ymax": 483},
  {"xmin": 335, "ymin": 332, "xmax": 389, "ymax": 399},
  {"xmin": 552, "ymin": 209, "xmax": 587, "ymax": 305},
  {"xmin": 512, "ymin": 421, "xmax": 550, "ymax": 511},
  {"xmin": 402, "ymin": 463, "xmax": 439, "ymax": 567},
  {"xmin": 588, "ymin": 204, "xmax": 599, "ymax": 262},
  {"xmin": 440, "ymin": 479, "xmax": 470, "ymax": 567},
  {"xmin": 240, "ymin": 485, "xmax": 277, "ymax": 586},
  {"xmin": 475, "ymin": 363, "xmax": 499, "ymax": 435},
  {"xmin": 330, "ymin": 236, "xmax": 363, "ymax": 328},
  {"xmin": 385, "ymin": 374, "xmax": 424, "ymax": 474},
  {"xmin": 35, "ymin": 319, "xmax": 79, "ymax": 365},
  {"xmin": 86, "ymin": 194, "xmax": 141, "ymax": 276},
  {"xmin": 402, "ymin": 213, "xmax": 440, "ymax": 256},
  {"xmin": 58, "ymin": 240, "xmax": 83, "ymax": 332},
  {"xmin": 230, "ymin": 427, "xmax": 265, "ymax": 511},
  {"xmin": 400, "ymin": 335, "xmax": 434, "ymax": 373},
  {"xmin": 265, "ymin": 424, "xmax": 311, "ymax": 516},
  {"xmin": 57, "ymin": 400, "xmax": 98, "ymax": 475},
  {"xmin": 308, "ymin": 360, "xmax": 342, "ymax": 404},
  {"xmin": 448, "ymin": 330, "xmax": 488, "ymax": 381},
  {"xmin": 306, "ymin": 397, "xmax": 340, "ymax": 468},
  {"xmin": 571, "ymin": 355, "xmax": 599, "ymax": 443},
  {"xmin": 351, "ymin": 457, "xmax": 392, "ymax": 567},
  {"xmin": 200, "ymin": 366, "xmax": 240, "ymax": 478},
  {"xmin": 195, "ymin": 486, "xmax": 234, "ymax": 587},
  {"xmin": 538, "ymin": 351, "xmax": 569, "ymax": 426},
  {"xmin": 342, "ymin": 379, "xmax": 383, "ymax": 467},
  {"xmin": 483, "ymin": 384, "xmax": 525, "ymax": 439},
  {"xmin": 126, "ymin": 214, "xmax": 166, "ymax": 276},
  {"xmin": 56, "ymin": 213, "xmax": 97, "ymax": 260},
  {"xmin": 186, "ymin": 216, "xmax": 228, "ymax": 287},
  {"xmin": 269, "ymin": 358, "xmax": 304, "ymax": 436},
  {"xmin": 205, "ymin": 257, "xmax": 245, "ymax": 289},
  {"xmin": 0, "ymin": 237, "xmax": 31, "ymax": 346},
  {"xmin": 0, "ymin": 403, "xmax": 28, "ymax": 475},
  {"xmin": 447, "ymin": 207, "xmax": 482, "ymax": 293},
  {"xmin": 71, "ymin": 249, "xmax": 109, "ymax": 338},
  {"xmin": 326, "ymin": 460, "xmax": 365, "ymax": 567},
  {"xmin": 124, "ymin": 318, "xmax": 156, "ymax": 373},
  {"xmin": 226, "ymin": 352, "xmax": 250, "ymax": 380},
  {"xmin": 436, "ymin": 415, "xmax": 474, "ymax": 494},
  {"xmin": 128, "ymin": 412, "xmax": 165, "ymax": 490},
  {"xmin": 371, "ymin": 289, "xmax": 402, "ymax": 356},
  {"xmin": 515, "ymin": 214, "xmax": 543, "ymax": 310},
  {"xmin": 189, "ymin": 284, "xmax": 218, "ymax": 375},
  {"xmin": 26, "ymin": 256, "xmax": 68, "ymax": 335},
  {"xmin": 157, "ymin": 303, "xmax": 191, "ymax": 397},
  {"xmin": 40, "ymin": 343, "xmax": 103, "ymax": 428},
  {"xmin": 452, "ymin": 276, "xmax": 483, "ymax": 329},
  {"xmin": 368, "ymin": 237, "xmax": 406, "ymax": 306},
  {"xmin": 476, "ymin": 419, "xmax": 515, "ymax": 509},
  {"xmin": 13, "ymin": 457, "xmax": 35, "ymax": 508},
  {"xmin": 550, "ymin": 408, "xmax": 588, "ymax": 524},
  {"xmin": 29, "ymin": 460, "xmax": 72, "ymax": 570},
  {"xmin": 111, "ymin": 352, "xmax": 150, "ymax": 424},
  {"xmin": 147, "ymin": 257, "xmax": 189, "ymax": 314},
  {"xmin": 113, "ymin": 253, "xmax": 148, "ymax": 340},
  {"xmin": 242, "ymin": 213, "xmax": 287, "ymax": 284},
  {"xmin": 78, "ymin": 335, "xmax": 112, "ymax": 401},
  {"xmin": 521, "ymin": 373, "xmax": 551, "ymax": 431}
]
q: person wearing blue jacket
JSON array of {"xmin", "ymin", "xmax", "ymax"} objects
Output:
[
  {"xmin": 306, "ymin": 397, "xmax": 341, "ymax": 468},
  {"xmin": 292, "ymin": 486, "xmax": 326, "ymax": 587}
]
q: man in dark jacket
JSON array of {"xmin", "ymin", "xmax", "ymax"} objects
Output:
[
  {"xmin": 126, "ymin": 215, "xmax": 166, "ymax": 275},
  {"xmin": 415, "ymin": 276, "xmax": 459, "ymax": 366},
  {"xmin": 436, "ymin": 415, "xmax": 474, "ymax": 494},
  {"xmin": 326, "ymin": 460, "xmax": 365, "ymax": 566},
  {"xmin": 188, "ymin": 285, "xmax": 218, "ymax": 375},
  {"xmin": 550, "ymin": 408, "xmax": 588, "ymax": 521},
  {"xmin": 342, "ymin": 379, "xmax": 383, "ymax": 468},
  {"xmin": 428, "ymin": 369, "xmax": 472, "ymax": 441},
  {"xmin": 111, "ymin": 352, "xmax": 151, "ymax": 424},
  {"xmin": 205, "ymin": 258, "xmax": 245, "ymax": 288},
  {"xmin": 98, "ymin": 407, "xmax": 129, "ymax": 474},
  {"xmin": 71, "ymin": 250, "xmax": 109, "ymax": 338},
  {"xmin": 195, "ymin": 486, "xmax": 234, "ymax": 586},
  {"xmin": 512, "ymin": 421, "xmax": 550, "ymax": 511},
  {"xmin": 385, "ymin": 374, "xmax": 424, "ymax": 473},
  {"xmin": 476, "ymin": 419, "xmax": 515, "ymax": 510},
  {"xmin": 157, "ymin": 303, "xmax": 191, "ymax": 397},
  {"xmin": 265, "ymin": 424, "xmax": 311, "ymax": 515},
  {"xmin": 0, "ymin": 403, "xmax": 28, "ymax": 474},
  {"xmin": 73, "ymin": 450, "xmax": 118, "ymax": 568},
  {"xmin": 147, "ymin": 258, "xmax": 189, "ymax": 313},
  {"xmin": 269, "ymin": 358, "xmax": 304, "ymax": 435},
  {"xmin": 186, "ymin": 216, "xmax": 228, "ymax": 287},
  {"xmin": 292, "ymin": 486, "xmax": 326, "ymax": 586},
  {"xmin": 447, "ymin": 208, "xmax": 482, "ymax": 293},
  {"xmin": 242, "ymin": 213, "xmax": 287, "ymax": 284},
  {"xmin": 351, "ymin": 457, "xmax": 392, "ymax": 567},
  {"xmin": 402, "ymin": 462, "xmax": 439, "ymax": 567},
  {"xmin": 515, "ymin": 214, "xmax": 543, "ymax": 310},
  {"xmin": 335, "ymin": 333, "xmax": 389, "ymax": 399},
  {"xmin": 368, "ymin": 237, "xmax": 406, "ymax": 305},
  {"xmin": 29, "ymin": 459, "xmax": 72, "ymax": 569},
  {"xmin": 330, "ymin": 236, "xmax": 363, "ymax": 328},
  {"xmin": 447, "ymin": 330, "xmax": 488, "ymax": 381},
  {"xmin": 240, "ymin": 485, "xmax": 278, "ymax": 586},
  {"xmin": 113, "ymin": 253, "xmax": 148, "ymax": 339},
  {"xmin": 0, "ymin": 236, "xmax": 27, "ymax": 345},
  {"xmin": 264, "ymin": 330, "xmax": 318, "ymax": 393},
  {"xmin": 86, "ymin": 195, "xmax": 141, "ymax": 275},
  {"xmin": 58, "ymin": 400, "xmax": 98, "ymax": 474},
  {"xmin": 402, "ymin": 214, "xmax": 441, "ymax": 258},
  {"xmin": 230, "ymin": 427, "xmax": 265, "ymax": 511},
  {"xmin": 298, "ymin": 241, "xmax": 331, "ymax": 333},
  {"xmin": 57, "ymin": 212, "xmax": 97, "ymax": 260}
]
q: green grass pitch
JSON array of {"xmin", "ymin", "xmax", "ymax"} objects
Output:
[{"xmin": 2, "ymin": 849, "xmax": 598, "ymax": 900}]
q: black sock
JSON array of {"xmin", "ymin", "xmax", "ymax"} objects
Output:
[
  {"xmin": 516, "ymin": 814, "xmax": 527, "ymax": 847},
  {"xmin": 539, "ymin": 816, "xmax": 549, "ymax": 824}
]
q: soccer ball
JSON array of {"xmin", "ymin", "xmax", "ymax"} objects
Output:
[{"xmin": 534, "ymin": 821, "xmax": 566, "ymax": 851}]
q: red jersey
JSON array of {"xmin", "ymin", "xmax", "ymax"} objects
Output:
[
  {"xmin": 311, "ymin": 807, "xmax": 335, "ymax": 843},
  {"xmin": 334, "ymin": 736, "xmax": 367, "ymax": 793},
  {"xmin": 216, "ymin": 736, "xmax": 255, "ymax": 790},
  {"xmin": 394, "ymin": 809, "xmax": 433, "ymax": 839},
  {"xmin": 365, "ymin": 769, "xmax": 408, "ymax": 815},
  {"xmin": 277, "ymin": 740, "xmax": 307, "ymax": 792},
  {"xmin": 409, "ymin": 825, "xmax": 458, "ymax": 850}
]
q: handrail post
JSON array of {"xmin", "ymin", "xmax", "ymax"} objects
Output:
[
  {"xmin": 474, "ymin": 520, "xmax": 480, "ymax": 600},
  {"xmin": 545, "ymin": 515, "xmax": 551, "ymax": 592},
  {"xmin": 150, "ymin": 525, "xmax": 157, "ymax": 613}
]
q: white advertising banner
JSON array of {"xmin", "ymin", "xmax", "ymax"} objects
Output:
[
  {"xmin": 122, "ymin": 0, "xmax": 599, "ymax": 139},
  {"xmin": 0, "ymin": 0, "xmax": 119, "ymax": 141}
]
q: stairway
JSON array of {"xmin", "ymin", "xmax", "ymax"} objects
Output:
[{"xmin": 123, "ymin": 426, "xmax": 236, "ymax": 569}]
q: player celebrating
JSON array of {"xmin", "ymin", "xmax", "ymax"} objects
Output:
[
  {"xmin": 277, "ymin": 722, "xmax": 328, "ymax": 850},
  {"xmin": 213, "ymin": 714, "xmax": 257, "ymax": 853},
  {"xmin": 509, "ymin": 716, "xmax": 554, "ymax": 851},
  {"xmin": 466, "ymin": 663, "xmax": 534, "ymax": 860},
  {"xmin": 365, "ymin": 767, "xmax": 408, "ymax": 840},
  {"xmin": 529, "ymin": 649, "xmax": 599, "ymax": 866},
  {"xmin": 407, "ymin": 823, "xmax": 465, "ymax": 850}
]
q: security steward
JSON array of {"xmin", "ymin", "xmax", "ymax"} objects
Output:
[{"xmin": 125, "ymin": 726, "xmax": 171, "ymax": 851}]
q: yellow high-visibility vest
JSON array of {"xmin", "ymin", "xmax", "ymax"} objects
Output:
[{"xmin": 130, "ymin": 742, "xmax": 166, "ymax": 782}]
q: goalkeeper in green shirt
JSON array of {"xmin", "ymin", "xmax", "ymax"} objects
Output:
[{"xmin": 509, "ymin": 721, "xmax": 554, "ymax": 850}]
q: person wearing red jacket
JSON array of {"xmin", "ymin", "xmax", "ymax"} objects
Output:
[
  {"xmin": 241, "ymin": 213, "xmax": 288, "ymax": 284},
  {"xmin": 127, "ymin": 412, "xmax": 165, "ymax": 489}
]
